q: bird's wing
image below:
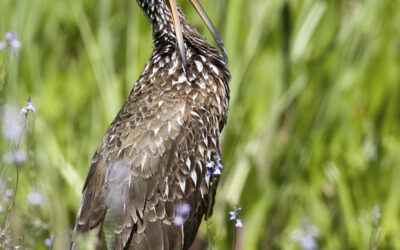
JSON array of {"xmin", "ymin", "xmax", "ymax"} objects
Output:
[{"xmin": 74, "ymin": 92, "xmax": 221, "ymax": 249}]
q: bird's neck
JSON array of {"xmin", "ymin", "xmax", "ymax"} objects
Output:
[
  {"xmin": 137, "ymin": 0, "xmax": 230, "ymax": 82},
  {"xmin": 137, "ymin": 0, "xmax": 202, "ymax": 48}
]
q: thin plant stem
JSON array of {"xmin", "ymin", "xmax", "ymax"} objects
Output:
[
  {"xmin": 232, "ymin": 227, "xmax": 237, "ymax": 250},
  {"xmin": 369, "ymin": 206, "xmax": 381, "ymax": 250},
  {"xmin": 206, "ymin": 179, "xmax": 214, "ymax": 250},
  {"xmin": 205, "ymin": 168, "xmax": 222, "ymax": 250},
  {"xmin": 3, "ymin": 110, "xmax": 30, "ymax": 228},
  {"xmin": 0, "ymin": 49, "xmax": 10, "ymax": 101}
]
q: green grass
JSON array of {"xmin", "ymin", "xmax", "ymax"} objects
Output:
[{"xmin": 1, "ymin": 0, "xmax": 400, "ymax": 249}]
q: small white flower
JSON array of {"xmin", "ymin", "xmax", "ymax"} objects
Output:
[
  {"xmin": 3, "ymin": 189, "xmax": 13, "ymax": 203},
  {"xmin": 20, "ymin": 107, "xmax": 28, "ymax": 114},
  {"xmin": 0, "ymin": 41, "xmax": 6, "ymax": 50},
  {"xmin": 290, "ymin": 219, "xmax": 319, "ymax": 250},
  {"xmin": 213, "ymin": 168, "xmax": 221, "ymax": 175},
  {"xmin": 229, "ymin": 211, "xmax": 237, "ymax": 220},
  {"xmin": 173, "ymin": 203, "xmax": 191, "ymax": 226},
  {"xmin": 5, "ymin": 189, "xmax": 13, "ymax": 197},
  {"xmin": 229, "ymin": 206, "xmax": 243, "ymax": 228},
  {"xmin": 175, "ymin": 203, "xmax": 190, "ymax": 215},
  {"xmin": 14, "ymin": 150, "xmax": 27, "ymax": 164},
  {"xmin": 173, "ymin": 215, "xmax": 185, "ymax": 226},
  {"xmin": 28, "ymin": 190, "xmax": 44, "ymax": 206},
  {"xmin": 4, "ymin": 31, "xmax": 21, "ymax": 56},
  {"xmin": 1, "ymin": 105, "xmax": 24, "ymax": 142},
  {"xmin": 2, "ymin": 152, "xmax": 14, "ymax": 164},
  {"xmin": 26, "ymin": 101, "xmax": 36, "ymax": 112},
  {"xmin": 300, "ymin": 235, "xmax": 318, "ymax": 250},
  {"xmin": 4, "ymin": 32, "xmax": 16, "ymax": 41},
  {"xmin": 235, "ymin": 219, "xmax": 243, "ymax": 228},
  {"xmin": 10, "ymin": 39, "xmax": 21, "ymax": 49},
  {"xmin": 2, "ymin": 150, "xmax": 27, "ymax": 164},
  {"xmin": 21, "ymin": 97, "xmax": 36, "ymax": 114}
]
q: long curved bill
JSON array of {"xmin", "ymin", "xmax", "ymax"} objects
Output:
[
  {"xmin": 167, "ymin": 0, "xmax": 188, "ymax": 72},
  {"xmin": 189, "ymin": 0, "xmax": 228, "ymax": 63},
  {"xmin": 167, "ymin": 0, "xmax": 228, "ymax": 72}
]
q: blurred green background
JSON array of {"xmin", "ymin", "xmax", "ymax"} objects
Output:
[{"xmin": 1, "ymin": 0, "xmax": 400, "ymax": 249}]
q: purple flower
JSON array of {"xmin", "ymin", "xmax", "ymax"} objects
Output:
[
  {"xmin": 300, "ymin": 235, "xmax": 317, "ymax": 250},
  {"xmin": 21, "ymin": 96, "xmax": 36, "ymax": 114},
  {"xmin": 44, "ymin": 238, "xmax": 52, "ymax": 246},
  {"xmin": 229, "ymin": 206, "xmax": 243, "ymax": 228},
  {"xmin": 173, "ymin": 203, "xmax": 191, "ymax": 226},
  {"xmin": 215, "ymin": 161, "xmax": 223, "ymax": 169},
  {"xmin": 2, "ymin": 31, "xmax": 21, "ymax": 56},
  {"xmin": 205, "ymin": 162, "xmax": 214, "ymax": 169},
  {"xmin": 290, "ymin": 219, "xmax": 319, "ymax": 250},
  {"xmin": 206, "ymin": 158, "xmax": 223, "ymax": 177}
]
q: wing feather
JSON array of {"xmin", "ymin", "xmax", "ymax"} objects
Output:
[{"xmin": 74, "ymin": 57, "xmax": 227, "ymax": 250}]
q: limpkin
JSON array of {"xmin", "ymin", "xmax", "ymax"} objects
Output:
[{"xmin": 72, "ymin": 0, "xmax": 230, "ymax": 249}]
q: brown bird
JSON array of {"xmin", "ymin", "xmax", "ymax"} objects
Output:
[{"xmin": 72, "ymin": 0, "xmax": 230, "ymax": 249}]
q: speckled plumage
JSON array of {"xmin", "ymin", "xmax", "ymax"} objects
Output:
[{"xmin": 73, "ymin": 0, "xmax": 230, "ymax": 249}]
